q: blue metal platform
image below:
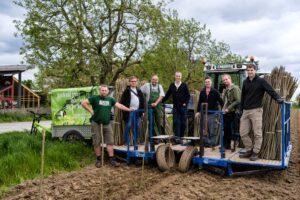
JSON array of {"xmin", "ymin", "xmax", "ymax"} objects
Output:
[
  {"xmin": 192, "ymin": 102, "xmax": 292, "ymax": 175},
  {"xmin": 113, "ymin": 102, "xmax": 292, "ymax": 176},
  {"xmin": 114, "ymin": 108, "xmax": 156, "ymax": 163}
]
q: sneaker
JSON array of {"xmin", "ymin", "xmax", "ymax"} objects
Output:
[
  {"xmin": 109, "ymin": 158, "xmax": 120, "ymax": 167},
  {"xmin": 95, "ymin": 159, "xmax": 102, "ymax": 168},
  {"xmin": 249, "ymin": 152, "xmax": 259, "ymax": 161},
  {"xmin": 239, "ymin": 150, "xmax": 252, "ymax": 158}
]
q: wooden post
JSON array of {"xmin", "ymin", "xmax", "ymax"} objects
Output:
[
  {"xmin": 40, "ymin": 129, "xmax": 46, "ymax": 200},
  {"xmin": 17, "ymin": 72, "xmax": 22, "ymax": 108}
]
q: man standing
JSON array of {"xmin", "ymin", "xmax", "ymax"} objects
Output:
[
  {"xmin": 163, "ymin": 72, "xmax": 190, "ymax": 137},
  {"xmin": 141, "ymin": 75, "xmax": 165, "ymax": 136},
  {"xmin": 239, "ymin": 64, "xmax": 283, "ymax": 161},
  {"xmin": 81, "ymin": 85, "xmax": 133, "ymax": 168},
  {"xmin": 120, "ymin": 76, "xmax": 145, "ymax": 142},
  {"xmin": 195, "ymin": 76, "xmax": 223, "ymax": 147},
  {"xmin": 222, "ymin": 74, "xmax": 241, "ymax": 150}
]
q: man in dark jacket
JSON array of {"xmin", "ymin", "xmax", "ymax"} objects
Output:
[
  {"xmin": 120, "ymin": 76, "xmax": 145, "ymax": 143},
  {"xmin": 239, "ymin": 64, "xmax": 283, "ymax": 161},
  {"xmin": 195, "ymin": 76, "xmax": 224, "ymax": 147},
  {"xmin": 163, "ymin": 72, "xmax": 190, "ymax": 137}
]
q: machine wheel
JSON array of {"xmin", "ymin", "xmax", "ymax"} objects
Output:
[
  {"xmin": 156, "ymin": 144, "xmax": 175, "ymax": 171},
  {"xmin": 178, "ymin": 146, "xmax": 198, "ymax": 173},
  {"xmin": 63, "ymin": 130, "xmax": 84, "ymax": 141}
]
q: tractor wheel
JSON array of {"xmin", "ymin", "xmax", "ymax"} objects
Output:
[
  {"xmin": 156, "ymin": 144, "xmax": 175, "ymax": 171},
  {"xmin": 178, "ymin": 146, "xmax": 198, "ymax": 173},
  {"xmin": 63, "ymin": 130, "xmax": 84, "ymax": 142}
]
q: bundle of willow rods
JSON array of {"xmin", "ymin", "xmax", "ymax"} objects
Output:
[
  {"xmin": 193, "ymin": 90, "xmax": 200, "ymax": 137},
  {"xmin": 159, "ymin": 109, "xmax": 173, "ymax": 135},
  {"xmin": 260, "ymin": 66, "xmax": 298, "ymax": 160},
  {"xmin": 113, "ymin": 78, "xmax": 128, "ymax": 145}
]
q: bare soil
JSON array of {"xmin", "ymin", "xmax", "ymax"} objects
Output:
[{"xmin": 3, "ymin": 110, "xmax": 300, "ymax": 200}]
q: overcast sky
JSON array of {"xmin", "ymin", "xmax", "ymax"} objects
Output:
[
  {"xmin": 167, "ymin": 0, "xmax": 300, "ymax": 99},
  {"xmin": 0, "ymin": 0, "xmax": 299, "ymax": 99}
]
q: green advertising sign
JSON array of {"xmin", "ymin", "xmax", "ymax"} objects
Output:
[{"xmin": 51, "ymin": 86, "xmax": 99, "ymax": 126}]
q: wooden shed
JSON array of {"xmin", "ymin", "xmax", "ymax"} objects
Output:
[{"xmin": 0, "ymin": 65, "xmax": 40, "ymax": 109}]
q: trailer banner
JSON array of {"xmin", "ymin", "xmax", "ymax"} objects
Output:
[{"xmin": 51, "ymin": 86, "xmax": 99, "ymax": 126}]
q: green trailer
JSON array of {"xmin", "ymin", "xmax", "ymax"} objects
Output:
[{"xmin": 51, "ymin": 86, "xmax": 99, "ymax": 140}]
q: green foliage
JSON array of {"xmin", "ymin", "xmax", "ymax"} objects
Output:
[
  {"xmin": 14, "ymin": 0, "xmax": 242, "ymax": 96},
  {"xmin": 0, "ymin": 132, "xmax": 94, "ymax": 197},
  {"xmin": 127, "ymin": 11, "xmax": 241, "ymax": 91},
  {"xmin": 0, "ymin": 112, "xmax": 38, "ymax": 123},
  {"xmin": 21, "ymin": 80, "xmax": 34, "ymax": 89},
  {"xmin": 294, "ymin": 94, "xmax": 300, "ymax": 108},
  {"xmin": 14, "ymin": 0, "xmax": 166, "ymax": 89},
  {"xmin": 0, "ymin": 111, "xmax": 51, "ymax": 123}
]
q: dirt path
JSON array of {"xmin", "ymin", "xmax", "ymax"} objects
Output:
[{"xmin": 3, "ymin": 111, "xmax": 300, "ymax": 200}]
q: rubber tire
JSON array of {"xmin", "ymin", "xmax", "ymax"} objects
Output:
[
  {"xmin": 178, "ymin": 146, "xmax": 198, "ymax": 173},
  {"xmin": 156, "ymin": 144, "xmax": 176, "ymax": 171},
  {"xmin": 63, "ymin": 130, "xmax": 84, "ymax": 141}
]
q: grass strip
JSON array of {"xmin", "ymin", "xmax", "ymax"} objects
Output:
[{"xmin": 0, "ymin": 131, "xmax": 94, "ymax": 197}]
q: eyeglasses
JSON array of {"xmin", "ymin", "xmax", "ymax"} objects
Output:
[{"xmin": 130, "ymin": 80, "xmax": 137, "ymax": 82}]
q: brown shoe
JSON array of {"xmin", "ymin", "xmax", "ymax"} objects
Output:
[{"xmin": 239, "ymin": 150, "xmax": 252, "ymax": 158}]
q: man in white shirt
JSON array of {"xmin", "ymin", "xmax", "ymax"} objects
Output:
[
  {"xmin": 163, "ymin": 72, "xmax": 190, "ymax": 137},
  {"xmin": 120, "ymin": 76, "xmax": 145, "ymax": 143}
]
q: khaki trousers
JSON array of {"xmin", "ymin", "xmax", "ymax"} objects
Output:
[{"xmin": 239, "ymin": 108, "xmax": 263, "ymax": 154}]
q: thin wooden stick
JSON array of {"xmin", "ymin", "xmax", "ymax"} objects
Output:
[{"xmin": 39, "ymin": 129, "xmax": 46, "ymax": 200}]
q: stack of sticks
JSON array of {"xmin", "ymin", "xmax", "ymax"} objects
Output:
[
  {"xmin": 260, "ymin": 66, "xmax": 298, "ymax": 160},
  {"xmin": 113, "ymin": 78, "xmax": 128, "ymax": 145}
]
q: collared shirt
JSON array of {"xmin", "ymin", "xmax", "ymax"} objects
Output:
[{"xmin": 175, "ymin": 81, "xmax": 182, "ymax": 89}]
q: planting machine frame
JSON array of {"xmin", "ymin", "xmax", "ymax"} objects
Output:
[
  {"xmin": 188, "ymin": 102, "xmax": 291, "ymax": 176},
  {"xmin": 113, "ymin": 109, "xmax": 157, "ymax": 164}
]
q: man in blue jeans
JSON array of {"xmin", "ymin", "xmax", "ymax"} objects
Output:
[
  {"xmin": 195, "ymin": 76, "xmax": 224, "ymax": 147},
  {"xmin": 120, "ymin": 76, "xmax": 145, "ymax": 144},
  {"xmin": 163, "ymin": 72, "xmax": 190, "ymax": 137}
]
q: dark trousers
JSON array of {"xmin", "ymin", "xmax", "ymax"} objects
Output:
[
  {"xmin": 173, "ymin": 107, "xmax": 187, "ymax": 137},
  {"xmin": 223, "ymin": 112, "xmax": 235, "ymax": 149}
]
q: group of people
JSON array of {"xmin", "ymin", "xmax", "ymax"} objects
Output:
[{"xmin": 82, "ymin": 63, "xmax": 283, "ymax": 168}]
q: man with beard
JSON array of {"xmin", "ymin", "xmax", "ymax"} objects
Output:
[{"xmin": 82, "ymin": 85, "xmax": 133, "ymax": 168}]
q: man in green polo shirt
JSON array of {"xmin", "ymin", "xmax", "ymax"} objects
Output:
[{"xmin": 81, "ymin": 85, "xmax": 133, "ymax": 168}]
